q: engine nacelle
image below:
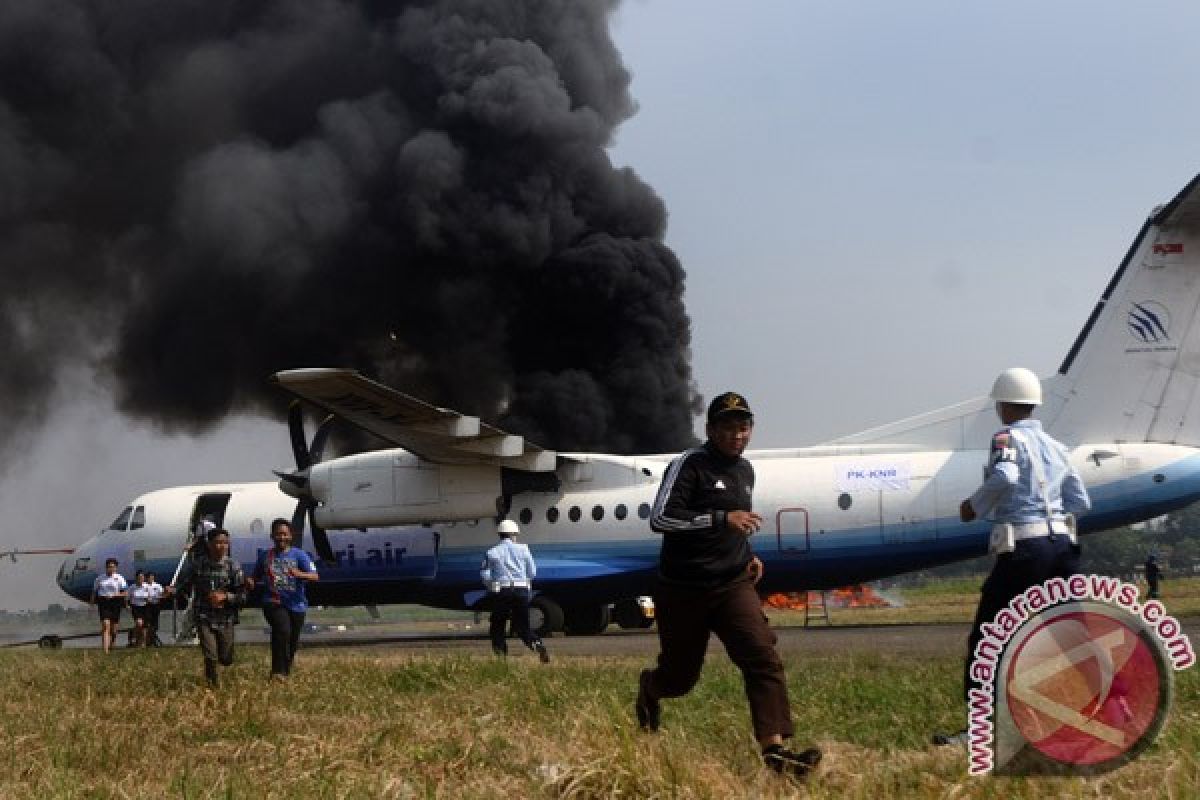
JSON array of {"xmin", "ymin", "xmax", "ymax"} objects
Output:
[{"xmin": 309, "ymin": 449, "xmax": 501, "ymax": 528}]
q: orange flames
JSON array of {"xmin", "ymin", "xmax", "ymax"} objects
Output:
[{"xmin": 764, "ymin": 585, "xmax": 893, "ymax": 610}]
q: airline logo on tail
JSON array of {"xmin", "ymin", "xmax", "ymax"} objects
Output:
[{"xmin": 1126, "ymin": 301, "xmax": 1173, "ymax": 350}]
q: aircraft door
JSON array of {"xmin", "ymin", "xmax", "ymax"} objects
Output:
[
  {"xmin": 775, "ymin": 508, "xmax": 810, "ymax": 555},
  {"xmin": 189, "ymin": 493, "xmax": 232, "ymax": 538}
]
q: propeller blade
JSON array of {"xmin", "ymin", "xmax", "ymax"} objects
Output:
[
  {"xmin": 290, "ymin": 501, "xmax": 307, "ymax": 551},
  {"xmin": 309, "ymin": 508, "xmax": 336, "ymax": 564},
  {"xmin": 288, "ymin": 401, "xmax": 310, "ymax": 471},
  {"xmin": 274, "ymin": 470, "xmax": 309, "ymax": 492},
  {"xmin": 309, "ymin": 414, "xmax": 335, "ymax": 464}
]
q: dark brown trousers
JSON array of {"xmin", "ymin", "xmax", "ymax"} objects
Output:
[{"xmin": 646, "ymin": 574, "xmax": 793, "ymax": 741}]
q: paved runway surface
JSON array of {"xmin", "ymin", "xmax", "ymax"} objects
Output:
[
  {"xmin": 17, "ymin": 618, "xmax": 1199, "ymax": 659},
  {"xmin": 297, "ymin": 617, "xmax": 1200, "ymax": 661},
  {"xmin": 207, "ymin": 623, "xmax": 950, "ymax": 658}
]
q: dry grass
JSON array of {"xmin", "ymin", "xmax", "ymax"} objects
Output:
[{"xmin": 0, "ymin": 639, "xmax": 1194, "ymax": 799}]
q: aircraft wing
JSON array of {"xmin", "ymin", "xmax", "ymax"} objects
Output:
[{"xmin": 272, "ymin": 368, "xmax": 558, "ymax": 472}]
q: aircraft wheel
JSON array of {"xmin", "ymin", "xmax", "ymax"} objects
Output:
[
  {"xmin": 529, "ymin": 595, "xmax": 564, "ymax": 638},
  {"xmin": 563, "ymin": 604, "xmax": 611, "ymax": 636},
  {"xmin": 613, "ymin": 598, "xmax": 655, "ymax": 630}
]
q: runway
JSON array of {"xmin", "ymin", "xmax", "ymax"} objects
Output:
[
  {"xmin": 0, "ymin": 621, "xmax": 972, "ymax": 654},
  {"xmin": 14, "ymin": 618, "xmax": 1198, "ymax": 659}
]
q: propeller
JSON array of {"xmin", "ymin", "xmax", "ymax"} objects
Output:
[{"xmin": 279, "ymin": 401, "xmax": 336, "ymax": 563}]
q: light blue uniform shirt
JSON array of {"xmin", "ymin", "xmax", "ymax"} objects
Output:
[
  {"xmin": 969, "ymin": 419, "xmax": 1091, "ymax": 524},
  {"xmin": 480, "ymin": 538, "xmax": 537, "ymax": 590}
]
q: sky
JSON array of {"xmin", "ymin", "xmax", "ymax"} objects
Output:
[{"xmin": 5, "ymin": 1, "xmax": 1200, "ymax": 610}]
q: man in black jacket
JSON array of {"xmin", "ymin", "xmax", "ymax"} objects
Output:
[{"xmin": 637, "ymin": 392, "xmax": 821, "ymax": 778}]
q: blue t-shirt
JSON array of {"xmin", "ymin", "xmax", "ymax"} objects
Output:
[{"xmin": 254, "ymin": 547, "xmax": 317, "ymax": 613}]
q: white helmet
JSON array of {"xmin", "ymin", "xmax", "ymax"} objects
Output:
[
  {"xmin": 990, "ymin": 367, "xmax": 1042, "ymax": 405},
  {"xmin": 497, "ymin": 519, "xmax": 520, "ymax": 536}
]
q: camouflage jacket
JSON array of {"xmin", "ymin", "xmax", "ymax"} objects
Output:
[{"xmin": 177, "ymin": 551, "xmax": 246, "ymax": 623}]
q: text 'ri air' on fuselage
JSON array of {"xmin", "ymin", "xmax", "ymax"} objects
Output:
[{"xmin": 57, "ymin": 173, "xmax": 1200, "ymax": 635}]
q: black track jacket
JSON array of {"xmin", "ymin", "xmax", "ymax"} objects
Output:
[{"xmin": 649, "ymin": 442, "xmax": 754, "ymax": 587}]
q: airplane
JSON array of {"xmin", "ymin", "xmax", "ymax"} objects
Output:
[{"xmin": 54, "ymin": 172, "xmax": 1200, "ymax": 636}]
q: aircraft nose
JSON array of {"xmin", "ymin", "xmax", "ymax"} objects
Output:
[
  {"xmin": 56, "ymin": 555, "xmax": 71, "ymax": 591},
  {"xmin": 56, "ymin": 540, "xmax": 92, "ymax": 600}
]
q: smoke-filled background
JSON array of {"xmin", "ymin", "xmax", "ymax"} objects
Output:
[
  {"xmin": 0, "ymin": 0, "xmax": 699, "ymax": 459},
  {"xmin": 6, "ymin": 1, "xmax": 1200, "ymax": 611}
]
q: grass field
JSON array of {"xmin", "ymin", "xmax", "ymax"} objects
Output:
[
  {"xmin": 1, "ymin": 578, "xmax": 1196, "ymax": 798},
  {"xmin": 0, "ymin": 633, "xmax": 1195, "ymax": 797}
]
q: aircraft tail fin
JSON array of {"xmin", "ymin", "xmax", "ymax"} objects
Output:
[
  {"xmin": 1042, "ymin": 173, "xmax": 1200, "ymax": 446},
  {"xmin": 832, "ymin": 173, "xmax": 1200, "ymax": 449}
]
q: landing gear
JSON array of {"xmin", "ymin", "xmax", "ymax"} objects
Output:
[
  {"xmin": 613, "ymin": 598, "xmax": 655, "ymax": 630},
  {"xmin": 526, "ymin": 597, "xmax": 648, "ymax": 636},
  {"xmin": 563, "ymin": 604, "xmax": 611, "ymax": 636},
  {"xmin": 529, "ymin": 595, "xmax": 564, "ymax": 638}
]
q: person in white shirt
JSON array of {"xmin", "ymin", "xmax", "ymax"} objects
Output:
[
  {"xmin": 90, "ymin": 558, "xmax": 127, "ymax": 654},
  {"xmin": 480, "ymin": 520, "xmax": 549, "ymax": 662},
  {"xmin": 127, "ymin": 571, "xmax": 153, "ymax": 647},
  {"xmin": 144, "ymin": 572, "xmax": 164, "ymax": 647}
]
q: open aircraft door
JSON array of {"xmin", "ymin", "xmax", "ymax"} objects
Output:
[
  {"xmin": 188, "ymin": 492, "xmax": 232, "ymax": 537},
  {"xmin": 166, "ymin": 492, "xmax": 233, "ymax": 640},
  {"xmin": 775, "ymin": 508, "xmax": 811, "ymax": 555}
]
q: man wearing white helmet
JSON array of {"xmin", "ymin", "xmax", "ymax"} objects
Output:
[
  {"xmin": 480, "ymin": 519, "xmax": 550, "ymax": 663},
  {"xmin": 935, "ymin": 367, "xmax": 1091, "ymax": 746}
]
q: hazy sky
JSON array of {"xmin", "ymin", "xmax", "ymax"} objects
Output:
[{"xmin": 5, "ymin": 1, "xmax": 1200, "ymax": 611}]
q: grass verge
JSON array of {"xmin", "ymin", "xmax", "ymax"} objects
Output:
[{"xmin": 0, "ymin": 638, "xmax": 1194, "ymax": 799}]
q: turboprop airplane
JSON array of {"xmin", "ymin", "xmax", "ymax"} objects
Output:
[{"xmin": 55, "ymin": 172, "xmax": 1200, "ymax": 635}]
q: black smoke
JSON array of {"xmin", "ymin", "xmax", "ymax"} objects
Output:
[{"xmin": 0, "ymin": 0, "xmax": 700, "ymax": 456}]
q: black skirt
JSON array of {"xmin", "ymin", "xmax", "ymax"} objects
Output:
[{"xmin": 97, "ymin": 597, "xmax": 123, "ymax": 622}]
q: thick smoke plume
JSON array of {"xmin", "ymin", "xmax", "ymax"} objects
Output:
[{"xmin": 0, "ymin": 0, "xmax": 699, "ymax": 456}]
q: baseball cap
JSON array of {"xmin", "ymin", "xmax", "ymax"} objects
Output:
[{"xmin": 707, "ymin": 391, "xmax": 753, "ymax": 423}]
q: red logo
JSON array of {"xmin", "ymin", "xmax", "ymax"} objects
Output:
[
  {"xmin": 1000, "ymin": 603, "xmax": 1171, "ymax": 772},
  {"xmin": 1153, "ymin": 242, "xmax": 1183, "ymax": 255}
]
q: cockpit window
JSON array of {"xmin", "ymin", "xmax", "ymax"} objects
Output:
[
  {"xmin": 108, "ymin": 506, "xmax": 133, "ymax": 531},
  {"xmin": 130, "ymin": 506, "xmax": 145, "ymax": 531}
]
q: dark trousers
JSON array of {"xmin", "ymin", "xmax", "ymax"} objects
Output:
[
  {"xmin": 197, "ymin": 618, "xmax": 236, "ymax": 685},
  {"xmin": 964, "ymin": 533, "xmax": 1080, "ymax": 701},
  {"xmin": 145, "ymin": 604, "xmax": 161, "ymax": 645},
  {"xmin": 646, "ymin": 575, "xmax": 793, "ymax": 741},
  {"xmin": 488, "ymin": 588, "xmax": 538, "ymax": 653},
  {"xmin": 263, "ymin": 604, "xmax": 306, "ymax": 676}
]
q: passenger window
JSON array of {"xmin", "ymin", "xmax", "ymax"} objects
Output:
[
  {"xmin": 547, "ymin": 508, "xmax": 559, "ymax": 523},
  {"xmin": 519, "ymin": 508, "xmax": 533, "ymax": 525},
  {"xmin": 615, "ymin": 504, "xmax": 628, "ymax": 520},
  {"xmin": 638, "ymin": 503, "xmax": 651, "ymax": 520},
  {"xmin": 130, "ymin": 506, "xmax": 146, "ymax": 531},
  {"xmin": 108, "ymin": 507, "xmax": 133, "ymax": 531},
  {"xmin": 592, "ymin": 505, "xmax": 604, "ymax": 521},
  {"xmin": 568, "ymin": 506, "xmax": 582, "ymax": 522}
]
